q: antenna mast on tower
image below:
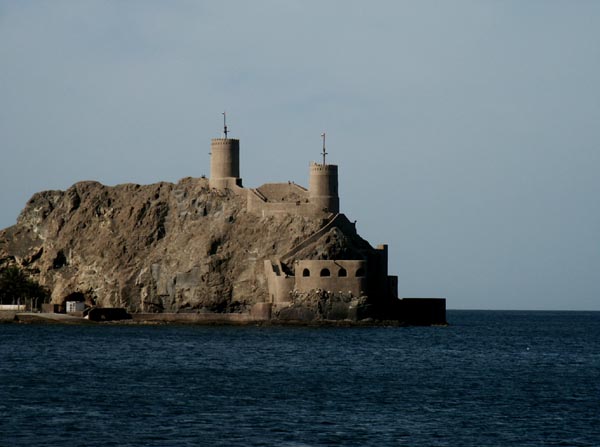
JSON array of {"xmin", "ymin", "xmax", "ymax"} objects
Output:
[
  {"xmin": 222, "ymin": 111, "xmax": 228, "ymax": 138},
  {"xmin": 321, "ymin": 132, "xmax": 327, "ymax": 165}
]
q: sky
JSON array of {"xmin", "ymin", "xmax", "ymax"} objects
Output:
[{"xmin": 1, "ymin": 1, "xmax": 599, "ymax": 310}]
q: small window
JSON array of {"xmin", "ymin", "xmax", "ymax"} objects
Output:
[
  {"xmin": 302, "ymin": 268, "xmax": 310, "ymax": 277},
  {"xmin": 356, "ymin": 268, "xmax": 365, "ymax": 277},
  {"xmin": 320, "ymin": 268, "xmax": 331, "ymax": 277},
  {"xmin": 338, "ymin": 268, "xmax": 347, "ymax": 277}
]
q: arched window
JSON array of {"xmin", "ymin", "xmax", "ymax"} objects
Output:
[
  {"xmin": 338, "ymin": 268, "xmax": 347, "ymax": 277},
  {"xmin": 302, "ymin": 268, "xmax": 310, "ymax": 277},
  {"xmin": 355, "ymin": 268, "xmax": 365, "ymax": 277},
  {"xmin": 320, "ymin": 268, "xmax": 331, "ymax": 277}
]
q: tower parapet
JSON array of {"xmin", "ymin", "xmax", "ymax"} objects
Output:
[
  {"xmin": 210, "ymin": 138, "xmax": 242, "ymax": 190},
  {"xmin": 309, "ymin": 162, "xmax": 339, "ymax": 213}
]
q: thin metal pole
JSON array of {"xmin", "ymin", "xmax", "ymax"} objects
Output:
[{"xmin": 223, "ymin": 111, "xmax": 228, "ymax": 138}]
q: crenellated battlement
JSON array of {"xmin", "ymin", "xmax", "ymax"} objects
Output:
[
  {"xmin": 211, "ymin": 138, "xmax": 240, "ymax": 145},
  {"xmin": 309, "ymin": 163, "xmax": 338, "ymax": 173}
]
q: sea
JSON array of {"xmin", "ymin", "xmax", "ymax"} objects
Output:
[{"xmin": 1, "ymin": 310, "xmax": 599, "ymax": 447}]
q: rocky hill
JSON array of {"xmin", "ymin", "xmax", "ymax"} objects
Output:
[{"xmin": 0, "ymin": 177, "xmax": 362, "ymax": 313}]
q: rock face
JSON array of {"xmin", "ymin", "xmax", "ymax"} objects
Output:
[{"xmin": 0, "ymin": 178, "xmax": 338, "ymax": 313}]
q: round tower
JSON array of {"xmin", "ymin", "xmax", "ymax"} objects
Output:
[
  {"xmin": 309, "ymin": 162, "xmax": 339, "ymax": 213},
  {"xmin": 209, "ymin": 138, "xmax": 242, "ymax": 190}
]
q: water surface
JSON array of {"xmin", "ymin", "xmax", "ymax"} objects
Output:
[{"xmin": 1, "ymin": 310, "xmax": 599, "ymax": 446}]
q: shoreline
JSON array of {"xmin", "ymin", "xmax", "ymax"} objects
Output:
[{"xmin": 1, "ymin": 311, "xmax": 446, "ymax": 327}]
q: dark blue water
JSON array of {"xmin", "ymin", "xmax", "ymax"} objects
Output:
[{"xmin": 1, "ymin": 311, "xmax": 599, "ymax": 446}]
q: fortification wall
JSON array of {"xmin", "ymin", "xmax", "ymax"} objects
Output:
[
  {"xmin": 398, "ymin": 298, "xmax": 447, "ymax": 325},
  {"xmin": 239, "ymin": 161, "xmax": 340, "ymax": 217},
  {"xmin": 388, "ymin": 275, "xmax": 398, "ymax": 299},
  {"xmin": 363, "ymin": 244, "xmax": 392, "ymax": 299},
  {"xmin": 247, "ymin": 187, "xmax": 323, "ymax": 217},
  {"xmin": 255, "ymin": 183, "xmax": 308, "ymax": 202},
  {"xmin": 264, "ymin": 260, "xmax": 295, "ymax": 303},
  {"xmin": 295, "ymin": 260, "xmax": 367, "ymax": 297}
]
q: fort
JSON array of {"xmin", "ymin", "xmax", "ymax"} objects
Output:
[
  {"xmin": 197, "ymin": 124, "xmax": 445, "ymax": 324},
  {"xmin": 0, "ymin": 119, "xmax": 446, "ymax": 325}
]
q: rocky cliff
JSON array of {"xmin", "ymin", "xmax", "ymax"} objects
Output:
[{"xmin": 0, "ymin": 177, "xmax": 367, "ymax": 313}]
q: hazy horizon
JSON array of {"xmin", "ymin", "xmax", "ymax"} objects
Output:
[{"xmin": 1, "ymin": 1, "xmax": 599, "ymax": 310}]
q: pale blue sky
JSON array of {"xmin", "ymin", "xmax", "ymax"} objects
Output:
[{"xmin": 1, "ymin": 1, "xmax": 599, "ymax": 310}]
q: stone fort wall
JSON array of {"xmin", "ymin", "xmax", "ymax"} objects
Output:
[
  {"xmin": 263, "ymin": 259, "xmax": 368, "ymax": 303},
  {"xmin": 247, "ymin": 184, "xmax": 324, "ymax": 217},
  {"xmin": 295, "ymin": 260, "xmax": 367, "ymax": 297},
  {"xmin": 264, "ymin": 260, "xmax": 295, "ymax": 304}
]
